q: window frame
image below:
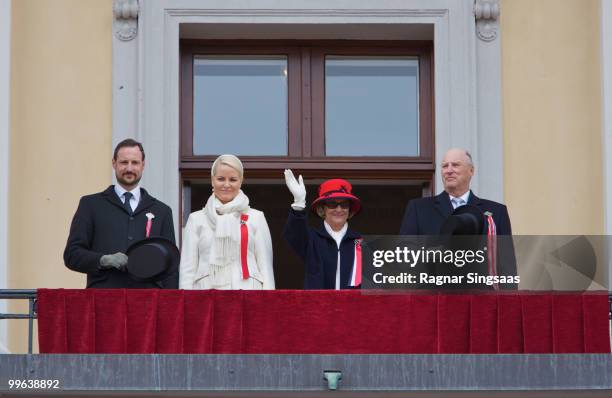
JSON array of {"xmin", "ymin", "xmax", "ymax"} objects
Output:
[{"xmin": 180, "ymin": 40, "xmax": 434, "ymax": 180}]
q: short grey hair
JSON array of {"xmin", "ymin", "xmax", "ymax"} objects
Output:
[
  {"xmin": 464, "ymin": 149, "xmax": 473, "ymax": 166},
  {"xmin": 445, "ymin": 148, "xmax": 474, "ymax": 167},
  {"xmin": 211, "ymin": 154, "xmax": 244, "ymax": 180}
]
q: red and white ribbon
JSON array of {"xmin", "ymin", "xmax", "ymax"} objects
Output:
[
  {"xmin": 145, "ymin": 212, "xmax": 155, "ymax": 238},
  {"xmin": 240, "ymin": 214, "xmax": 250, "ymax": 280},
  {"xmin": 484, "ymin": 211, "xmax": 498, "ymax": 290},
  {"xmin": 349, "ymin": 239, "xmax": 363, "ymax": 287}
]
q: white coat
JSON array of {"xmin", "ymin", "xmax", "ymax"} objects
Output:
[{"xmin": 179, "ymin": 208, "xmax": 275, "ymax": 290}]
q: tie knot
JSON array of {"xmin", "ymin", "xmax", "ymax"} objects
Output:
[
  {"xmin": 124, "ymin": 192, "xmax": 133, "ymax": 202},
  {"xmin": 452, "ymin": 198, "xmax": 465, "ymax": 208}
]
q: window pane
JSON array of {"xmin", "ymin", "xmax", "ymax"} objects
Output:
[
  {"xmin": 193, "ymin": 56, "xmax": 288, "ymax": 156},
  {"xmin": 325, "ymin": 56, "xmax": 419, "ymax": 156}
]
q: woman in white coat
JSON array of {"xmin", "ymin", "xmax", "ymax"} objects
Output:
[{"xmin": 179, "ymin": 154, "xmax": 275, "ymax": 290}]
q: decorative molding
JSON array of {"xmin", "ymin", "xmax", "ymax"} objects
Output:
[
  {"xmin": 166, "ymin": 9, "xmax": 448, "ymax": 18},
  {"xmin": 113, "ymin": 0, "xmax": 139, "ymax": 41},
  {"xmin": 474, "ymin": 0, "xmax": 500, "ymax": 42}
]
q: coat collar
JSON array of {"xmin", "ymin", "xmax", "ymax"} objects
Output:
[
  {"xmin": 102, "ymin": 185, "xmax": 156, "ymax": 216},
  {"xmin": 466, "ymin": 190, "xmax": 482, "ymax": 206},
  {"xmin": 433, "ymin": 191, "xmax": 454, "ymax": 219},
  {"xmin": 314, "ymin": 223, "xmax": 361, "ymax": 243}
]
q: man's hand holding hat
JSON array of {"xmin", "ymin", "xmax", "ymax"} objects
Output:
[
  {"xmin": 284, "ymin": 169, "xmax": 306, "ymax": 210},
  {"xmin": 99, "ymin": 252, "xmax": 128, "ymax": 271}
]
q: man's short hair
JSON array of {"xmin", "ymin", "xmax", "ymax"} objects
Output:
[
  {"xmin": 113, "ymin": 138, "xmax": 145, "ymax": 161},
  {"xmin": 464, "ymin": 150, "xmax": 473, "ymax": 166}
]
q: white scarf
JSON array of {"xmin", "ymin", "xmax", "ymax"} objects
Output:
[{"xmin": 204, "ymin": 190, "xmax": 250, "ymax": 285}]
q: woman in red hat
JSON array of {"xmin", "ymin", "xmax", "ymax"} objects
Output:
[{"xmin": 283, "ymin": 169, "xmax": 362, "ymax": 289}]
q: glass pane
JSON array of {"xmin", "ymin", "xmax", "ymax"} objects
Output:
[
  {"xmin": 193, "ymin": 56, "xmax": 288, "ymax": 156},
  {"xmin": 325, "ymin": 56, "xmax": 419, "ymax": 156}
]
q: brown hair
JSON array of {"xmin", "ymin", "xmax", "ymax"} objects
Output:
[{"xmin": 113, "ymin": 138, "xmax": 145, "ymax": 161}]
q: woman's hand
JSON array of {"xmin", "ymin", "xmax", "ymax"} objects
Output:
[{"xmin": 284, "ymin": 169, "xmax": 306, "ymax": 210}]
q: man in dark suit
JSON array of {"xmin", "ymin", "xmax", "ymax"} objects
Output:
[
  {"xmin": 64, "ymin": 139, "xmax": 177, "ymax": 288},
  {"xmin": 399, "ymin": 148, "xmax": 517, "ymax": 288}
]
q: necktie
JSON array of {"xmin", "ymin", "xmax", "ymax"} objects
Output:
[
  {"xmin": 123, "ymin": 192, "xmax": 133, "ymax": 215},
  {"xmin": 452, "ymin": 198, "xmax": 465, "ymax": 209}
]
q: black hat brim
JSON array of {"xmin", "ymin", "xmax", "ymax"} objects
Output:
[
  {"xmin": 440, "ymin": 205, "xmax": 485, "ymax": 235},
  {"xmin": 125, "ymin": 237, "xmax": 180, "ymax": 283}
]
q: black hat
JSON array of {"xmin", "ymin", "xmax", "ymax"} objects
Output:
[
  {"xmin": 125, "ymin": 237, "xmax": 180, "ymax": 283},
  {"xmin": 440, "ymin": 205, "xmax": 485, "ymax": 235}
]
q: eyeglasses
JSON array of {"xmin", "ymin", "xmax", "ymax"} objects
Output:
[{"xmin": 323, "ymin": 200, "xmax": 351, "ymax": 209}]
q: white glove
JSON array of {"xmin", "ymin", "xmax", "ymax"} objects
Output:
[{"xmin": 284, "ymin": 169, "xmax": 306, "ymax": 210}]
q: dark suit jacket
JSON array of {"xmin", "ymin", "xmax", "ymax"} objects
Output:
[
  {"xmin": 284, "ymin": 209, "xmax": 361, "ymax": 290},
  {"xmin": 64, "ymin": 185, "xmax": 177, "ymax": 288},
  {"xmin": 399, "ymin": 191, "xmax": 517, "ymax": 289}
]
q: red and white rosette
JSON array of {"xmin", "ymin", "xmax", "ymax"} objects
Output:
[
  {"xmin": 349, "ymin": 238, "xmax": 363, "ymax": 287},
  {"xmin": 145, "ymin": 212, "xmax": 155, "ymax": 238}
]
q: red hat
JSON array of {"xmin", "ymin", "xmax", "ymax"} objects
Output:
[{"xmin": 311, "ymin": 178, "xmax": 361, "ymax": 215}]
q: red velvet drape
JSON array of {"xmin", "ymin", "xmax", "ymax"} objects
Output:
[{"xmin": 37, "ymin": 289, "xmax": 611, "ymax": 354}]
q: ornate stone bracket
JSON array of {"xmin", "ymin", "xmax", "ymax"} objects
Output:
[
  {"xmin": 113, "ymin": 0, "xmax": 139, "ymax": 41},
  {"xmin": 474, "ymin": 0, "xmax": 500, "ymax": 42}
]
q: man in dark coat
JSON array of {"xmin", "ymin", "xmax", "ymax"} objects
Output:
[
  {"xmin": 399, "ymin": 148, "xmax": 517, "ymax": 289},
  {"xmin": 64, "ymin": 139, "xmax": 177, "ymax": 288}
]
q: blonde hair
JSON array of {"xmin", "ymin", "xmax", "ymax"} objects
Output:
[{"xmin": 211, "ymin": 154, "xmax": 244, "ymax": 180}]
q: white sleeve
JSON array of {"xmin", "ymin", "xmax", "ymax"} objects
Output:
[
  {"xmin": 254, "ymin": 211, "xmax": 275, "ymax": 290},
  {"xmin": 179, "ymin": 214, "xmax": 198, "ymax": 289}
]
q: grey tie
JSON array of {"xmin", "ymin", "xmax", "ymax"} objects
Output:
[
  {"xmin": 452, "ymin": 198, "xmax": 465, "ymax": 209},
  {"xmin": 123, "ymin": 192, "xmax": 133, "ymax": 215}
]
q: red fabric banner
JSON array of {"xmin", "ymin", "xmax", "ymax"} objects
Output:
[{"xmin": 37, "ymin": 290, "xmax": 611, "ymax": 354}]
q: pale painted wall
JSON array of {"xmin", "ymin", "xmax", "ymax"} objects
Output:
[
  {"xmin": 9, "ymin": 0, "xmax": 112, "ymax": 352},
  {"xmin": 501, "ymin": 0, "xmax": 603, "ymax": 234}
]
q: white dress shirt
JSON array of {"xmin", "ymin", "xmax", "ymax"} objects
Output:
[
  {"xmin": 449, "ymin": 191, "xmax": 470, "ymax": 209},
  {"xmin": 114, "ymin": 185, "xmax": 141, "ymax": 212}
]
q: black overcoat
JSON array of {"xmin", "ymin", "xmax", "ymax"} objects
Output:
[
  {"xmin": 64, "ymin": 185, "xmax": 177, "ymax": 288},
  {"xmin": 399, "ymin": 191, "xmax": 517, "ymax": 289}
]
